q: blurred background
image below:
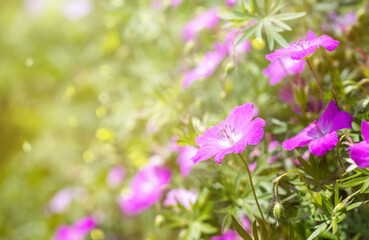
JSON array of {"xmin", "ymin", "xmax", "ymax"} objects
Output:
[{"xmin": 1, "ymin": 0, "xmax": 368, "ymax": 239}]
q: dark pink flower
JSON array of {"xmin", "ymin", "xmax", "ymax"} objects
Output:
[
  {"xmin": 266, "ymin": 30, "xmax": 339, "ymax": 61},
  {"xmin": 182, "ymin": 44, "xmax": 227, "ymax": 88},
  {"xmin": 106, "ymin": 166, "xmax": 126, "ymax": 188},
  {"xmin": 191, "ymin": 103, "xmax": 266, "ymax": 164},
  {"xmin": 182, "ymin": 8, "xmax": 219, "ymax": 42},
  {"xmin": 164, "ymin": 189, "xmax": 198, "ymax": 209},
  {"xmin": 225, "ymin": 0, "xmax": 238, "ymax": 7},
  {"xmin": 283, "ymin": 100, "xmax": 353, "ymax": 156},
  {"xmin": 119, "ymin": 165, "xmax": 171, "ymax": 215},
  {"xmin": 348, "ymin": 120, "xmax": 369, "ymax": 168},
  {"xmin": 211, "ymin": 230, "xmax": 242, "ymax": 240},
  {"xmin": 52, "ymin": 216, "xmax": 96, "ymax": 240},
  {"xmin": 263, "ymin": 56, "xmax": 305, "ymax": 85}
]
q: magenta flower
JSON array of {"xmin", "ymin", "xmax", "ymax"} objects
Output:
[
  {"xmin": 182, "ymin": 44, "xmax": 227, "ymax": 88},
  {"xmin": 119, "ymin": 165, "xmax": 171, "ymax": 215},
  {"xmin": 191, "ymin": 103, "xmax": 266, "ymax": 164},
  {"xmin": 348, "ymin": 120, "xmax": 369, "ymax": 168},
  {"xmin": 52, "ymin": 216, "xmax": 96, "ymax": 240},
  {"xmin": 164, "ymin": 189, "xmax": 198, "ymax": 209},
  {"xmin": 106, "ymin": 166, "xmax": 126, "ymax": 188},
  {"xmin": 283, "ymin": 100, "xmax": 353, "ymax": 156},
  {"xmin": 266, "ymin": 30, "xmax": 339, "ymax": 61},
  {"xmin": 225, "ymin": 0, "xmax": 238, "ymax": 7},
  {"xmin": 182, "ymin": 8, "xmax": 219, "ymax": 42},
  {"xmin": 263, "ymin": 56, "xmax": 305, "ymax": 85},
  {"xmin": 176, "ymin": 146, "xmax": 197, "ymax": 176},
  {"xmin": 211, "ymin": 230, "xmax": 242, "ymax": 240}
]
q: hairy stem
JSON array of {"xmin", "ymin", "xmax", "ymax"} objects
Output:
[{"xmin": 238, "ymin": 154, "xmax": 266, "ymax": 223}]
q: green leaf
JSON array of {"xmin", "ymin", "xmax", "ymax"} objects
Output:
[
  {"xmin": 360, "ymin": 178, "xmax": 369, "ymax": 193},
  {"xmin": 253, "ymin": 220, "xmax": 259, "ymax": 240},
  {"xmin": 237, "ymin": 22, "xmax": 262, "ymax": 46},
  {"xmin": 334, "ymin": 181, "xmax": 340, "ymax": 206},
  {"xmin": 331, "ymin": 216, "xmax": 338, "ymax": 235},
  {"xmin": 307, "ymin": 223, "xmax": 327, "ymax": 240},
  {"xmin": 264, "ymin": 0, "xmax": 270, "ymax": 15},
  {"xmin": 251, "ymin": 0, "xmax": 263, "ymax": 16},
  {"xmin": 346, "ymin": 200, "xmax": 369, "ymax": 211},
  {"xmin": 200, "ymin": 223, "xmax": 218, "ymax": 234},
  {"xmin": 217, "ymin": 9, "xmax": 255, "ymax": 21},
  {"xmin": 270, "ymin": 0, "xmax": 283, "ymax": 15},
  {"xmin": 273, "ymin": 12, "xmax": 306, "ymax": 21},
  {"xmin": 289, "ymin": 222, "xmax": 295, "ymax": 240},
  {"xmin": 271, "ymin": 18, "xmax": 292, "ymax": 31},
  {"xmin": 321, "ymin": 194, "xmax": 334, "ymax": 216},
  {"xmin": 340, "ymin": 176, "xmax": 368, "ymax": 188},
  {"xmin": 231, "ymin": 215, "xmax": 253, "ymax": 240},
  {"xmin": 271, "ymin": 31, "xmax": 289, "ymax": 47}
]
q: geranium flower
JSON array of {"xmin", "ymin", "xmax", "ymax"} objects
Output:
[
  {"xmin": 106, "ymin": 166, "xmax": 126, "ymax": 188},
  {"xmin": 52, "ymin": 216, "xmax": 96, "ymax": 240},
  {"xmin": 164, "ymin": 189, "xmax": 198, "ymax": 209},
  {"xmin": 263, "ymin": 56, "xmax": 306, "ymax": 85},
  {"xmin": 182, "ymin": 8, "xmax": 219, "ymax": 42},
  {"xmin": 182, "ymin": 44, "xmax": 227, "ymax": 88},
  {"xmin": 348, "ymin": 120, "xmax": 369, "ymax": 168},
  {"xmin": 266, "ymin": 30, "xmax": 339, "ymax": 61},
  {"xmin": 119, "ymin": 165, "xmax": 171, "ymax": 215},
  {"xmin": 191, "ymin": 102, "xmax": 266, "ymax": 164},
  {"xmin": 283, "ymin": 100, "xmax": 353, "ymax": 156}
]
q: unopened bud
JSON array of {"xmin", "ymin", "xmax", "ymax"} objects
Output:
[
  {"xmin": 155, "ymin": 214, "xmax": 165, "ymax": 227},
  {"xmin": 334, "ymin": 203, "xmax": 346, "ymax": 213},
  {"xmin": 273, "ymin": 202, "xmax": 284, "ymax": 220}
]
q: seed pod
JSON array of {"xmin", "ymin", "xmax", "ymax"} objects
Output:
[{"xmin": 273, "ymin": 202, "xmax": 284, "ymax": 220}]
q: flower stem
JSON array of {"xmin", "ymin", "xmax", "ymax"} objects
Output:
[
  {"xmin": 238, "ymin": 154, "xmax": 266, "ymax": 223},
  {"xmin": 306, "ymin": 59, "xmax": 324, "ymax": 100}
]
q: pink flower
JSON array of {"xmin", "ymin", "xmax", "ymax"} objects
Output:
[
  {"xmin": 119, "ymin": 165, "xmax": 171, "ymax": 215},
  {"xmin": 182, "ymin": 44, "xmax": 227, "ymax": 88},
  {"xmin": 348, "ymin": 120, "xmax": 369, "ymax": 168},
  {"xmin": 176, "ymin": 146, "xmax": 197, "ymax": 176},
  {"xmin": 225, "ymin": 0, "xmax": 238, "ymax": 7},
  {"xmin": 211, "ymin": 230, "xmax": 243, "ymax": 240},
  {"xmin": 164, "ymin": 189, "xmax": 198, "ymax": 209},
  {"xmin": 61, "ymin": 0, "xmax": 93, "ymax": 20},
  {"xmin": 266, "ymin": 30, "xmax": 339, "ymax": 61},
  {"xmin": 106, "ymin": 166, "xmax": 126, "ymax": 188},
  {"xmin": 324, "ymin": 11, "xmax": 357, "ymax": 34},
  {"xmin": 171, "ymin": 0, "xmax": 183, "ymax": 8},
  {"xmin": 283, "ymin": 100, "xmax": 353, "ymax": 156},
  {"xmin": 48, "ymin": 188, "xmax": 74, "ymax": 214},
  {"xmin": 263, "ymin": 56, "xmax": 305, "ymax": 85},
  {"xmin": 267, "ymin": 141, "xmax": 280, "ymax": 163},
  {"xmin": 191, "ymin": 102, "xmax": 266, "ymax": 164},
  {"xmin": 52, "ymin": 216, "xmax": 96, "ymax": 240},
  {"xmin": 224, "ymin": 29, "xmax": 251, "ymax": 56},
  {"xmin": 182, "ymin": 8, "xmax": 219, "ymax": 42}
]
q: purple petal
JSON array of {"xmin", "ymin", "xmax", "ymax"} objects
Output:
[
  {"xmin": 349, "ymin": 141, "xmax": 369, "ymax": 168},
  {"xmin": 225, "ymin": 0, "xmax": 238, "ymax": 7},
  {"xmin": 241, "ymin": 118, "xmax": 266, "ymax": 145},
  {"xmin": 308, "ymin": 131, "xmax": 338, "ymax": 156},
  {"xmin": 225, "ymin": 102, "xmax": 256, "ymax": 134},
  {"xmin": 317, "ymin": 100, "xmax": 339, "ymax": 132},
  {"xmin": 289, "ymin": 45, "xmax": 319, "ymax": 60},
  {"xmin": 306, "ymin": 30, "xmax": 317, "ymax": 41},
  {"xmin": 283, "ymin": 122, "xmax": 315, "ymax": 151},
  {"xmin": 310, "ymin": 35, "xmax": 340, "ymax": 51},
  {"xmin": 266, "ymin": 47, "xmax": 293, "ymax": 62},
  {"xmin": 361, "ymin": 120, "xmax": 369, "ymax": 143},
  {"xmin": 330, "ymin": 110, "xmax": 353, "ymax": 132}
]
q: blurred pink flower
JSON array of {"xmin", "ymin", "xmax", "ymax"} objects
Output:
[
  {"xmin": 211, "ymin": 230, "xmax": 243, "ymax": 240},
  {"xmin": 106, "ymin": 166, "xmax": 126, "ymax": 188},
  {"xmin": 283, "ymin": 100, "xmax": 353, "ymax": 156},
  {"xmin": 182, "ymin": 8, "xmax": 219, "ymax": 42},
  {"xmin": 266, "ymin": 30, "xmax": 339, "ymax": 61},
  {"xmin": 191, "ymin": 102, "xmax": 265, "ymax": 164},
  {"xmin": 182, "ymin": 44, "xmax": 227, "ymax": 88},
  {"xmin": 164, "ymin": 189, "xmax": 198, "ymax": 209},
  {"xmin": 224, "ymin": 29, "xmax": 251, "ymax": 56},
  {"xmin": 348, "ymin": 120, "xmax": 369, "ymax": 168},
  {"xmin": 49, "ymin": 188, "xmax": 74, "ymax": 214},
  {"xmin": 324, "ymin": 11, "xmax": 357, "ymax": 34},
  {"xmin": 291, "ymin": 151, "xmax": 310, "ymax": 166},
  {"xmin": 263, "ymin": 56, "xmax": 305, "ymax": 85},
  {"xmin": 225, "ymin": 0, "xmax": 238, "ymax": 7},
  {"xmin": 62, "ymin": 0, "xmax": 93, "ymax": 20},
  {"xmin": 176, "ymin": 146, "xmax": 197, "ymax": 176},
  {"xmin": 267, "ymin": 140, "xmax": 280, "ymax": 163},
  {"xmin": 171, "ymin": 0, "xmax": 183, "ymax": 8},
  {"xmin": 52, "ymin": 216, "xmax": 96, "ymax": 240},
  {"xmin": 119, "ymin": 165, "xmax": 171, "ymax": 215}
]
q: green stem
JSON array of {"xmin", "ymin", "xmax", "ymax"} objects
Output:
[
  {"xmin": 238, "ymin": 154, "xmax": 266, "ymax": 223},
  {"xmin": 307, "ymin": 59, "xmax": 323, "ymax": 98}
]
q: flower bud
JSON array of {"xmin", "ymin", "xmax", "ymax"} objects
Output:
[
  {"xmin": 334, "ymin": 203, "xmax": 346, "ymax": 213},
  {"xmin": 155, "ymin": 214, "xmax": 165, "ymax": 227},
  {"xmin": 273, "ymin": 202, "xmax": 284, "ymax": 220}
]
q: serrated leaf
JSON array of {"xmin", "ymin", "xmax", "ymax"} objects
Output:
[
  {"xmin": 231, "ymin": 215, "xmax": 253, "ymax": 240},
  {"xmin": 273, "ymin": 12, "xmax": 306, "ymax": 21}
]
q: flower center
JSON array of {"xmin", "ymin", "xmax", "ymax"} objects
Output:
[{"xmin": 217, "ymin": 124, "xmax": 236, "ymax": 146}]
